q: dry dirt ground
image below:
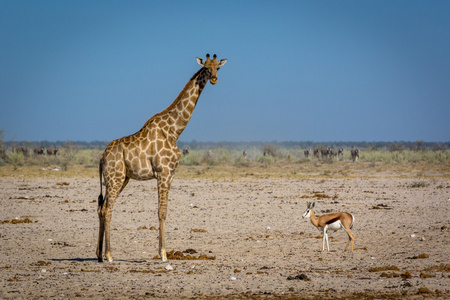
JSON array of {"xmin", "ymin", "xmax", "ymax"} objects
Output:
[{"xmin": 0, "ymin": 164, "xmax": 449, "ymax": 299}]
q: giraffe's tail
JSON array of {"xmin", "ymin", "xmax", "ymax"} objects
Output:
[{"xmin": 98, "ymin": 159, "xmax": 104, "ymax": 208}]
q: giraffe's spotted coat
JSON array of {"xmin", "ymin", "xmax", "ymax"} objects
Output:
[{"xmin": 96, "ymin": 54, "xmax": 227, "ymax": 262}]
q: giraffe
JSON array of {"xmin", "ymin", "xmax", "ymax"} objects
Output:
[{"xmin": 96, "ymin": 54, "xmax": 227, "ymax": 263}]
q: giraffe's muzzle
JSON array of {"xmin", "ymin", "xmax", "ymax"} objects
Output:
[{"xmin": 210, "ymin": 77, "xmax": 218, "ymax": 84}]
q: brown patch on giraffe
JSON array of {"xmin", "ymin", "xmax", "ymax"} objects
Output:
[
  {"xmin": 155, "ymin": 140, "xmax": 164, "ymax": 151},
  {"xmin": 159, "ymin": 149, "xmax": 172, "ymax": 157},
  {"xmin": 140, "ymin": 139, "xmax": 150, "ymax": 151}
]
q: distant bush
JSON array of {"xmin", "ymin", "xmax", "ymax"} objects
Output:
[
  {"xmin": 179, "ymin": 152, "xmax": 201, "ymax": 166},
  {"xmin": 360, "ymin": 149, "xmax": 450, "ymax": 164},
  {"xmin": 261, "ymin": 144, "xmax": 283, "ymax": 158},
  {"xmin": 0, "ymin": 144, "xmax": 449, "ymax": 170},
  {"xmin": 409, "ymin": 181, "xmax": 429, "ymax": 188},
  {"xmin": 7, "ymin": 151, "xmax": 24, "ymax": 169}
]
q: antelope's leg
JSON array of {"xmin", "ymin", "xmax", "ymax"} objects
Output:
[
  {"xmin": 322, "ymin": 228, "xmax": 327, "ymax": 252},
  {"xmin": 343, "ymin": 227, "xmax": 355, "ymax": 252}
]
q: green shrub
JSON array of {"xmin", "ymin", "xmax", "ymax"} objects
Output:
[
  {"xmin": 8, "ymin": 151, "xmax": 24, "ymax": 169},
  {"xmin": 179, "ymin": 152, "xmax": 201, "ymax": 166},
  {"xmin": 409, "ymin": 181, "xmax": 429, "ymax": 188}
]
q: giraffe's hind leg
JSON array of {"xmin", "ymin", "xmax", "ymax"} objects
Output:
[
  {"xmin": 96, "ymin": 193, "xmax": 107, "ymax": 262},
  {"xmin": 97, "ymin": 177, "xmax": 129, "ymax": 262}
]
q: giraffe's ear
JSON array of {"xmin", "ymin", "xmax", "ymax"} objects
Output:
[
  {"xmin": 218, "ymin": 58, "xmax": 227, "ymax": 67},
  {"xmin": 196, "ymin": 57, "xmax": 205, "ymax": 66}
]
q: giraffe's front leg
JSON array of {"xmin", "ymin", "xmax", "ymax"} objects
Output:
[{"xmin": 157, "ymin": 171, "xmax": 172, "ymax": 262}]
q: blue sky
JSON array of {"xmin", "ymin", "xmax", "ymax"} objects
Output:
[{"xmin": 1, "ymin": 1, "xmax": 449, "ymax": 143}]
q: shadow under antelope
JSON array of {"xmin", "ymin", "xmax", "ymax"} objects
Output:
[{"xmin": 302, "ymin": 201, "xmax": 355, "ymax": 252}]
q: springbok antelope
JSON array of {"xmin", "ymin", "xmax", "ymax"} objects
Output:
[{"xmin": 302, "ymin": 201, "xmax": 355, "ymax": 252}]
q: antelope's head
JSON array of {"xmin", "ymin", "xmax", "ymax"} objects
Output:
[{"xmin": 302, "ymin": 201, "xmax": 316, "ymax": 219}]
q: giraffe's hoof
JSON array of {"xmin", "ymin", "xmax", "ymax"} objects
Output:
[
  {"xmin": 105, "ymin": 252, "xmax": 113, "ymax": 262},
  {"xmin": 155, "ymin": 258, "xmax": 168, "ymax": 264},
  {"xmin": 159, "ymin": 249, "xmax": 167, "ymax": 262}
]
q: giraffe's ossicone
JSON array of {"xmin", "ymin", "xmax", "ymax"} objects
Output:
[{"xmin": 96, "ymin": 54, "xmax": 227, "ymax": 262}]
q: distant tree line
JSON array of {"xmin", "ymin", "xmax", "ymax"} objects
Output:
[
  {"xmin": 2, "ymin": 139, "xmax": 448, "ymax": 152},
  {"xmin": 176, "ymin": 140, "xmax": 448, "ymax": 151}
]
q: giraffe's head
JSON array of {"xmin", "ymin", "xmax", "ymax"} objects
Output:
[{"xmin": 196, "ymin": 54, "xmax": 227, "ymax": 85}]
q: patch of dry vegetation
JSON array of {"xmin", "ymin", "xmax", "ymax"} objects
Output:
[{"xmin": 1, "ymin": 147, "xmax": 449, "ymax": 179}]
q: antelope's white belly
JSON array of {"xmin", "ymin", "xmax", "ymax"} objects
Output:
[{"xmin": 322, "ymin": 220, "xmax": 342, "ymax": 232}]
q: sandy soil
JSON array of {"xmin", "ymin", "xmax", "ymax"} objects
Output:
[{"xmin": 0, "ymin": 169, "xmax": 449, "ymax": 299}]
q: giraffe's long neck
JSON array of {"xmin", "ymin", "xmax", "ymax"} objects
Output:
[{"xmin": 142, "ymin": 67, "xmax": 210, "ymax": 141}]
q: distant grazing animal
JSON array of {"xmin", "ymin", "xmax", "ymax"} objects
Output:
[
  {"xmin": 96, "ymin": 54, "xmax": 227, "ymax": 263},
  {"xmin": 321, "ymin": 148, "xmax": 330, "ymax": 159},
  {"xmin": 243, "ymin": 150, "xmax": 248, "ymax": 160},
  {"xmin": 13, "ymin": 147, "xmax": 28, "ymax": 156},
  {"xmin": 329, "ymin": 148, "xmax": 338, "ymax": 158},
  {"xmin": 313, "ymin": 149, "xmax": 320, "ymax": 160},
  {"xmin": 338, "ymin": 148, "xmax": 344, "ymax": 157},
  {"xmin": 351, "ymin": 148, "xmax": 359, "ymax": 162},
  {"xmin": 47, "ymin": 147, "xmax": 58, "ymax": 156},
  {"xmin": 302, "ymin": 201, "xmax": 355, "ymax": 252},
  {"xmin": 34, "ymin": 147, "xmax": 45, "ymax": 155},
  {"xmin": 304, "ymin": 149, "xmax": 311, "ymax": 158},
  {"xmin": 182, "ymin": 147, "xmax": 190, "ymax": 156}
]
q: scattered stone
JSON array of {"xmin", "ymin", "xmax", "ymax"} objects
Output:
[
  {"xmin": 401, "ymin": 271, "xmax": 412, "ymax": 279},
  {"xmin": 417, "ymin": 287, "xmax": 432, "ymax": 294},
  {"xmin": 153, "ymin": 249, "xmax": 215, "ymax": 260},
  {"xmin": 229, "ymin": 276, "xmax": 236, "ymax": 281},
  {"xmin": 287, "ymin": 274, "xmax": 310, "ymax": 281},
  {"xmin": 7, "ymin": 275, "xmax": 19, "ymax": 282},
  {"xmin": 371, "ymin": 203, "xmax": 392, "ymax": 210},
  {"xmin": 380, "ymin": 272, "xmax": 401, "ymax": 278},
  {"xmin": 369, "ymin": 265, "xmax": 400, "ymax": 272},
  {"xmin": 420, "ymin": 272, "xmax": 435, "ymax": 278},
  {"xmin": 164, "ymin": 264, "xmax": 173, "ymax": 271}
]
